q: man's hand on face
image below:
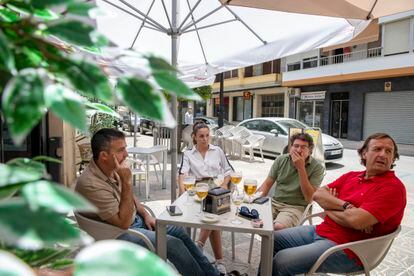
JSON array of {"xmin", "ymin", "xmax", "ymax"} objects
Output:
[
  {"xmin": 291, "ymin": 150, "xmax": 306, "ymax": 169},
  {"xmin": 113, "ymin": 155, "xmax": 132, "ymax": 184}
]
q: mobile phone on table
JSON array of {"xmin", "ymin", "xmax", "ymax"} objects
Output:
[
  {"xmin": 166, "ymin": 205, "xmax": 183, "ymax": 216},
  {"xmin": 253, "ymin": 197, "xmax": 269, "ymax": 205}
]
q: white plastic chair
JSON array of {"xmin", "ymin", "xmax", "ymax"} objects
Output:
[
  {"xmin": 301, "ymin": 212, "xmax": 401, "ymax": 276},
  {"xmin": 239, "ymin": 134, "xmax": 265, "ymax": 162},
  {"xmin": 74, "ymin": 206, "xmax": 156, "ymax": 252},
  {"xmin": 214, "ymin": 125, "xmax": 234, "ymax": 152},
  {"xmin": 224, "ymin": 126, "xmax": 250, "ymax": 157}
]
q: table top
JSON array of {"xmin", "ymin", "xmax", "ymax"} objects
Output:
[
  {"xmin": 157, "ymin": 192, "xmax": 274, "ymax": 236},
  {"xmin": 128, "ymin": 145, "xmax": 167, "ymax": 154}
]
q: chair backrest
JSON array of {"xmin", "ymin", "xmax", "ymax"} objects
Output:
[
  {"xmin": 246, "ymin": 134, "xmax": 265, "ymax": 147},
  {"xmin": 349, "ymin": 225, "xmax": 401, "ymax": 270},
  {"xmin": 228, "ymin": 126, "xmax": 245, "ymax": 137},
  {"xmin": 74, "ymin": 212, "xmax": 124, "ymax": 241},
  {"xmin": 215, "ymin": 125, "xmax": 234, "ymax": 137}
]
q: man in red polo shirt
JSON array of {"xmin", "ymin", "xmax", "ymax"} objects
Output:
[{"xmin": 267, "ymin": 133, "xmax": 406, "ymax": 276}]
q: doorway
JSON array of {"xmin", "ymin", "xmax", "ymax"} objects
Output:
[
  {"xmin": 330, "ymin": 100, "xmax": 349, "ymax": 138},
  {"xmin": 297, "ymin": 100, "xmax": 324, "ymax": 128}
]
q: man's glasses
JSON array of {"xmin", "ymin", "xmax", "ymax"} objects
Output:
[{"xmin": 291, "ymin": 144, "xmax": 309, "ymax": 150}]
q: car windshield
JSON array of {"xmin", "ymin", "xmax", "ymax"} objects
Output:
[{"xmin": 277, "ymin": 119, "xmax": 309, "ymax": 131}]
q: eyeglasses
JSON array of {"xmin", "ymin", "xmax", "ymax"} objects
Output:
[
  {"xmin": 239, "ymin": 206, "xmax": 259, "ymax": 219},
  {"xmin": 291, "ymin": 144, "xmax": 309, "ymax": 150}
]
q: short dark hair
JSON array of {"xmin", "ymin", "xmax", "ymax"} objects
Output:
[
  {"xmin": 290, "ymin": 132, "xmax": 314, "ymax": 151},
  {"xmin": 192, "ymin": 122, "xmax": 209, "ymax": 145},
  {"xmin": 91, "ymin": 128, "xmax": 125, "ymax": 161},
  {"xmin": 357, "ymin": 133, "xmax": 399, "ymax": 168}
]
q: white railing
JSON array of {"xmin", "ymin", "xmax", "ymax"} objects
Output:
[{"xmin": 284, "ymin": 47, "xmax": 383, "ymax": 72}]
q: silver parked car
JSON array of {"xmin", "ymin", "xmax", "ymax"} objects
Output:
[{"xmin": 237, "ymin": 117, "xmax": 343, "ymax": 163}]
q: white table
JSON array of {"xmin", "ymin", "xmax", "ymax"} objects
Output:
[
  {"xmin": 156, "ymin": 193, "xmax": 274, "ymax": 275},
  {"xmin": 128, "ymin": 145, "xmax": 168, "ymax": 199}
]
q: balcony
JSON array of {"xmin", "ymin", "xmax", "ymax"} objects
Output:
[{"xmin": 282, "ymin": 47, "xmax": 414, "ymax": 86}]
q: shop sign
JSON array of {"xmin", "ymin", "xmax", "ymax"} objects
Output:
[
  {"xmin": 243, "ymin": 91, "xmax": 251, "ymax": 100},
  {"xmin": 300, "ymin": 91, "xmax": 325, "ymax": 100}
]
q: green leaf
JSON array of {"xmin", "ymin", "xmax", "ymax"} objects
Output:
[
  {"xmin": 117, "ymin": 77, "xmax": 163, "ymax": 121},
  {"xmin": 45, "ymin": 84, "xmax": 87, "ymax": 131},
  {"xmin": 2, "ymin": 246, "xmax": 73, "ymax": 268},
  {"xmin": 45, "ymin": 20, "xmax": 107, "ymax": 48},
  {"xmin": 30, "ymin": 0, "xmax": 71, "ymax": 9},
  {"xmin": 33, "ymin": 8, "xmax": 59, "ymax": 21},
  {"xmin": 57, "ymin": 59, "xmax": 112, "ymax": 102},
  {"xmin": 32, "ymin": 156, "xmax": 62, "ymax": 164},
  {"xmin": 0, "ymin": 250, "xmax": 35, "ymax": 276},
  {"xmin": 1, "ymin": 69, "xmax": 46, "ymax": 145},
  {"xmin": 0, "ymin": 7, "xmax": 21, "ymax": 22},
  {"xmin": 6, "ymin": 158, "xmax": 46, "ymax": 175},
  {"xmin": 14, "ymin": 46, "xmax": 44, "ymax": 69},
  {"xmin": 147, "ymin": 55, "xmax": 177, "ymax": 72},
  {"xmin": 21, "ymin": 180, "xmax": 96, "ymax": 213},
  {"xmin": 0, "ymin": 30, "xmax": 16, "ymax": 72},
  {"xmin": 153, "ymin": 71, "xmax": 202, "ymax": 101},
  {"xmin": 85, "ymin": 102, "xmax": 121, "ymax": 119},
  {"xmin": 0, "ymin": 199, "xmax": 85, "ymax": 250},
  {"xmin": 74, "ymin": 240, "xmax": 177, "ymax": 276},
  {"xmin": 67, "ymin": 2, "xmax": 96, "ymax": 16},
  {"xmin": 0, "ymin": 163, "xmax": 44, "ymax": 190}
]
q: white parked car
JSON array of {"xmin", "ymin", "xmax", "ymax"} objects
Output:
[{"xmin": 237, "ymin": 117, "xmax": 343, "ymax": 163}]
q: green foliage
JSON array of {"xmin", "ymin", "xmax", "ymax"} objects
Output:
[
  {"xmin": 193, "ymin": 85, "xmax": 212, "ymax": 101},
  {"xmin": 0, "ymin": 0, "xmax": 197, "ymax": 273}
]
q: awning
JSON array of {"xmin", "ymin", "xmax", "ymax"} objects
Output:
[{"xmin": 322, "ymin": 19, "xmax": 379, "ymax": 52}]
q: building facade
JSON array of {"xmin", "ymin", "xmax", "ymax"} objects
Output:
[
  {"xmin": 209, "ymin": 60, "xmax": 289, "ymax": 123},
  {"xmin": 282, "ymin": 11, "xmax": 414, "ymax": 144}
]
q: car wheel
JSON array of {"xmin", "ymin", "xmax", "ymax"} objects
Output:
[{"xmin": 140, "ymin": 127, "xmax": 145, "ymax": 135}]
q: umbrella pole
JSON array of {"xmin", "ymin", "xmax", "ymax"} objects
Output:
[{"xmin": 170, "ymin": 0, "xmax": 179, "ymax": 203}]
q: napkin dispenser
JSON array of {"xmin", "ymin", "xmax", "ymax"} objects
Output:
[{"xmin": 203, "ymin": 187, "xmax": 231, "ymax": 215}]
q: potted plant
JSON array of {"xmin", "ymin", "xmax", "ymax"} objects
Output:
[{"xmin": 0, "ymin": 0, "xmax": 198, "ymax": 274}]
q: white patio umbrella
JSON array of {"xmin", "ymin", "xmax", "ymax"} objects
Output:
[
  {"xmin": 94, "ymin": 0, "xmax": 373, "ymax": 201},
  {"xmin": 223, "ymin": 0, "xmax": 414, "ymax": 20}
]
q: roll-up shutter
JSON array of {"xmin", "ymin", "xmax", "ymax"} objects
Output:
[{"xmin": 363, "ymin": 91, "xmax": 414, "ymax": 144}]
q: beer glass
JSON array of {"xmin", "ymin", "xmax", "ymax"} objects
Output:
[
  {"xmin": 183, "ymin": 175, "xmax": 196, "ymax": 205},
  {"xmin": 195, "ymin": 183, "xmax": 209, "ymax": 214},
  {"xmin": 243, "ymin": 179, "xmax": 257, "ymax": 204},
  {"xmin": 230, "ymin": 171, "xmax": 242, "ymax": 195}
]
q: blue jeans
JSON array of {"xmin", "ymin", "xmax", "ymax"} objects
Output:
[
  {"xmin": 268, "ymin": 225, "xmax": 363, "ymax": 276},
  {"xmin": 117, "ymin": 216, "xmax": 219, "ymax": 276}
]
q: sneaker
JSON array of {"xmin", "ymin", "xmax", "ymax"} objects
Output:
[{"xmin": 214, "ymin": 261, "xmax": 227, "ymax": 276}]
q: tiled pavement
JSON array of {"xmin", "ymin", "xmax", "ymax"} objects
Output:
[{"xmin": 120, "ymin": 133, "xmax": 414, "ymax": 275}]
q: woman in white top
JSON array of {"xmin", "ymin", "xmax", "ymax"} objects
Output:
[{"xmin": 178, "ymin": 122, "xmax": 233, "ymax": 274}]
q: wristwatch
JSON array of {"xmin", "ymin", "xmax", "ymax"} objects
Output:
[{"xmin": 342, "ymin": 201, "xmax": 351, "ymax": 210}]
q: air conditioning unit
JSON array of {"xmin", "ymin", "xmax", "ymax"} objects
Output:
[{"xmin": 288, "ymin": 87, "xmax": 301, "ymax": 98}]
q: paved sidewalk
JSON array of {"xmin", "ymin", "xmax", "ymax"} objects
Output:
[{"xmin": 126, "ymin": 133, "xmax": 414, "ymax": 276}]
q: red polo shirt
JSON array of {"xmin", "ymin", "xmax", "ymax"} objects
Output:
[{"xmin": 316, "ymin": 170, "xmax": 406, "ymax": 261}]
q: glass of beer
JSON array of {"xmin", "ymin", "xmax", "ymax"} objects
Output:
[
  {"xmin": 195, "ymin": 183, "xmax": 209, "ymax": 214},
  {"xmin": 243, "ymin": 179, "xmax": 257, "ymax": 204},
  {"xmin": 183, "ymin": 175, "xmax": 196, "ymax": 205},
  {"xmin": 230, "ymin": 171, "xmax": 242, "ymax": 194}
]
